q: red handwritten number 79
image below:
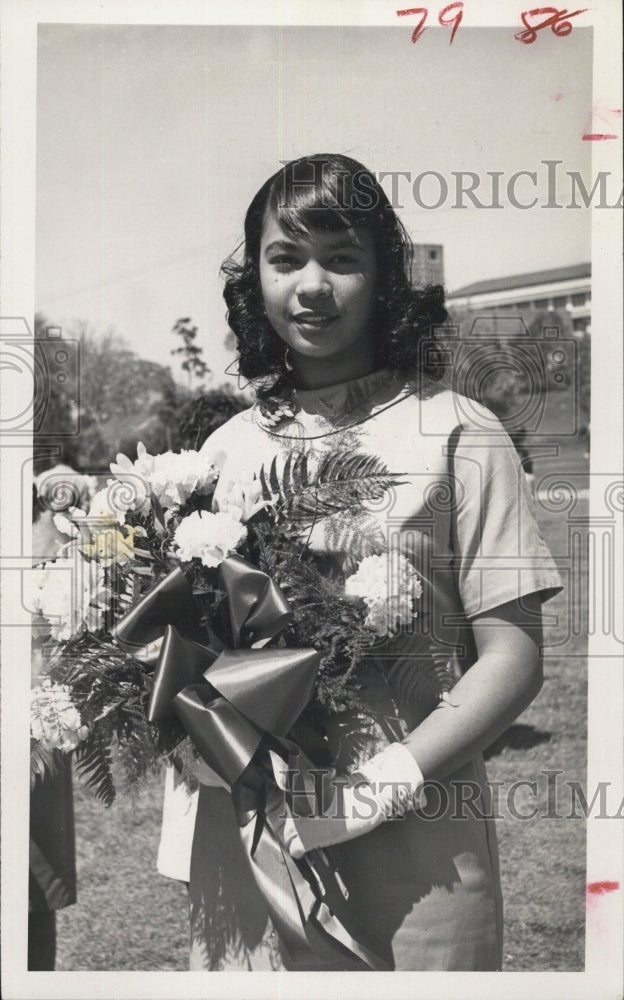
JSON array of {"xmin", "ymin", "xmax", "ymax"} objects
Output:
[
  {"xmin": 396, "ymin": 7, "xmax": 428, "ymax": 43},
  {"xmin": 397, "ymin": 3, "xmax": 464, "ymax": 44},
  {"xmin": 439, "ymin": 3, "xmax": 464, "ymax": 43}
]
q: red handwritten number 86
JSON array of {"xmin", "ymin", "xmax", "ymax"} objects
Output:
[{"xmin": 396, "ymin": 3, "xmax": 464, "ymax": 45}]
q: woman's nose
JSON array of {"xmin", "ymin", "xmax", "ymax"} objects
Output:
[{"xmin": 296, "ymin": 261, "xmax": 332, "ymax": 299}]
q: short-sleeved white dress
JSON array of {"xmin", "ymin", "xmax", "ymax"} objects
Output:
[{"xmin": 157, "ymin": 368, "xmax": 563, "ymax": 971}]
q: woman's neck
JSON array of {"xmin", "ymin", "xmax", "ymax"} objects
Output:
[{"xmin": 290, "ymin": 347, "xmax": 380, "ymax": 391}]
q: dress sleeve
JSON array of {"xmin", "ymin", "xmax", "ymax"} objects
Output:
[
  {"xmin": 197, "ymin": 418, "xmax": 234, "ymax": 470},
  {"xmin": 197, "ymin": 407, "xmax": 256, "ymax": 473},
  {"xmin": 448, "ymin": 415, "xmax": 563, "ymax": 620}
]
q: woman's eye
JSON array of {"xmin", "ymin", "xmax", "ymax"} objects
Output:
[
  {"xmin": 270, "ymin": 255, "xmax": 298, "ymax": 270},
  {"xmin": 329, "ymin": 254, "xmax": 357, "ymax": 266}
]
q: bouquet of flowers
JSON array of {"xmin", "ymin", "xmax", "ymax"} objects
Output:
[
  {"xmin": 29, "ymin": 442, "xmax": 454, "ymax": 804},
  {"xmin": 29, "ymin": 439, "xmax": 456, "ymax": 970}
]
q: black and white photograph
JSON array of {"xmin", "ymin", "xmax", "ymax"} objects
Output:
[{"xmin": 1, "ymin": 1, "xmax": 622, "ymax": 998}]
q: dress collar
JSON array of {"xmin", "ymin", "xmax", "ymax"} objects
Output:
[
  {"xmin": 292, "ymin": 368, "xmax": 399, "ymax": 422},
  {"xmin": 252, "ymin": 367, "xmax": 420, "ymax": 437}
]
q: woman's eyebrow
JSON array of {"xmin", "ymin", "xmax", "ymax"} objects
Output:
[
  {"xmin": 264, "ymin": 236, "xmax": 362, "ymax": 253},
  {"xmin": 326, "ymin": 237, "xmax": 362, "ymax": 250},
  {"xmin": 264, "ymin": 239, "xmax": 298, "ymax": 253}
]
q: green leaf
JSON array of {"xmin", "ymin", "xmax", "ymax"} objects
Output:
[
  {"xmin": 259, "ymin": 450, "xmax": 404, "ymax": 523},
  {"xmin": 151, "ymin": 494, "xmax": 166, "ymax": 532},
  {"xmin": 323, "ymin": 514, "xmax": 387, "ymax": 564},
  {"xmin": 385, "ymin": 644, "xmax": 456, "ymax": 718},
  {"xmin": 268, "ymin": 456, "xmax": 281, "ymax": 497},
  {"xmin": 74, "ymin": 731, "xmax": 116, "ymax": 807}
]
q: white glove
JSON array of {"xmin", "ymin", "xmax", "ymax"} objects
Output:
[{"xmin": 271, "ymin": 742, "xmax": 426, "ymax": 859}]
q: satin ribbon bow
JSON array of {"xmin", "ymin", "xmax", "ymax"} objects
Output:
[{"xmin": 112, "ymin": 554, "xmax": 389, "ymax": 970}]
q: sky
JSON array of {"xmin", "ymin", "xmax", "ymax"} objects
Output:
[{"xmin": 35, "ymin": 23, "xmax": 594, "ymax": 386}]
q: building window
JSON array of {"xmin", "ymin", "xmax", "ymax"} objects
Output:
[
  {"xmin": 571, "ymin": 292, "xmax": 587, "ymax": 306},
  {"xmin": 552, "ymin": 295, "xmax": 568, "ymax": 308},
  {"xmin": 533, "ymin": 299, "xmax": 549, "ymax": 309},
  {"xmin": 429, "ymin": 249, "xmax": 438, "ymax": 260},
  {"xmin": 573, "ymin": 317, "xmax": 587, "ymax": 332}
]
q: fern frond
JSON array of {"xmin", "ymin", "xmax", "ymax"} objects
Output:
[
  {"xmin": 323, "ymin": 513, "xmax": 387, "ymax": 565},
  {"xmin": 260, "ymin": 451, "xmax": 404, "ymax": 522},
  {"xmin": 386, "ymin": 644, "xmax": 456, "ymax": 718},
  {"xmin": 74, "ymin": 731, "xmax": 116, "ymax": 807},
  {"xmin": 252, "ymin": 522, "xmax": 279, "ymax": 576}
]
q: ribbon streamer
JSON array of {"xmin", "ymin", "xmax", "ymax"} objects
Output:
[{"xmin": 112, "ymin": 555, "xmax": 389, "ymax": 970}]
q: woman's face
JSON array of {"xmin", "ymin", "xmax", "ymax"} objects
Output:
[{"xmin": 259, "ymin": 211, "xmax": 377, "ymax": 367}]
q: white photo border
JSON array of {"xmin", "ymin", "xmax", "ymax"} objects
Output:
[{"xmin": 1, "ymin": 1, "xmax": 622, "ymax": 998}]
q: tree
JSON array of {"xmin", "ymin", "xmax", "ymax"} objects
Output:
[
  {"xmin": 442, "ymin": 308, "xmax": 530, "ymax": 423},
  {"xmin": 33, "ymin": 315, "xmax": 250, "ymax": 475},
  {"xmin": 60, "ymin": 323, "xmax": 184, "ymax": 470},
  {"xmin": 33, "ymin": 313, "xmax": 82, "ymax": 474},
  {"xmin": 177, "ymin": 387, "xmax": 248, "ymax": 450},
  {"xmin": 444, "ymin": 306, "xmax": 580, "ymax": 421},
  {"xmin": 171, "ymin": 318, "xmax": 209, "ymax": 391},
  {"xmin": 526, "ymin": 309, "xmax": 574, "ymax": 391},
  {"xmin": 576, "ymin": 330, "xmax": 590, "ymax": 429}
]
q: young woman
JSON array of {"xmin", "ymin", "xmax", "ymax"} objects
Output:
[{"xmin": 159, "ymin": 153, "xmax": 562, "ymax": 971}]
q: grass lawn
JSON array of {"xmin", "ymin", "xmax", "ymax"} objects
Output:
[
  {"xmin": 484, "ymin": 499, "xmax": 587, "ymax": 971},
  {"xmin": 525, "ymin": 385, "xmax": 589, "ymax": 485},
  {"xmin": 56, "ymin": 775, "xmax": 190, "ymax": 971}
]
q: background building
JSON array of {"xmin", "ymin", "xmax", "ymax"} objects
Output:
[
  {"xmin": 411, "ymin": 244, "xmax": 445, "ymax": 288},
  {"xmin": 446, "ymin": 262, "xmax": 591, "ymax": 335}
]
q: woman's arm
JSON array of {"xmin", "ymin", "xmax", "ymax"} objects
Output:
[
  {"xmin": 402, "ymin": 592, "xmax": 544, "ymax": 780},
  {"xmin": 277, "ymin": 593, "xmax": 546, "ymax": 859}
]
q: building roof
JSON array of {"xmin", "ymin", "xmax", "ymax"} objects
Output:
[{"xmin": 448, "ymin": 262, "xmax": 591, "ymax": 298}]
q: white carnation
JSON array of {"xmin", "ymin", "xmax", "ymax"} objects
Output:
[
  {"xmin": 173, "ymin": 510, "xmax": 246, "ymax": 567},
  {"xmin": 110, "ymin": 443, "xmax": 219, "ymax": 514},
  {"xmin": 345, "ymin": 553, "xmax": 423, "ymax": 637},
  {"xmin": 147, "ymin": 449, "xmax": 219, "ymax": 509},
  {"xmin": 31, "ymin": 679, "xmax": 89, "ymax": 752}
]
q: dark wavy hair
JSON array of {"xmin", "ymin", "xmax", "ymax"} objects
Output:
[{"xmin": 222, "ymin": 153, "xmax": 448, "ymax": 399}]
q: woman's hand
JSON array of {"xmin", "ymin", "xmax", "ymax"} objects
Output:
[
  {"xmin": 268, "ymin": 743, "xmax": 425, "ymax": 858},
  {"xmin": 401, "ymin": 594, "xmax": 544, "ymax": 780}
]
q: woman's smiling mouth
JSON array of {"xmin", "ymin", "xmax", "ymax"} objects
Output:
[{"xmin": 292, "ymin": 311, "xmax": 338, "ymax": 330}]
